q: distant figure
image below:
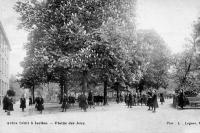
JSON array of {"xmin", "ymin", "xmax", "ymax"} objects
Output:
[
  {"xmin": 142, "ymin": 94, "xmax": 147, "ymax": 106},
  {"xmin": 147, "ymin": 91, "xmax": 153, "ymax": 110},
  {"xmin": 79, "ymin": 93, "xmax": 88, "ymax": 112},
  {"xmin": 125, "ymin": 94, "xmax": 128, "ymax": 106},
  {"xmin": 35, "ymin": 96, "xmax": 44, "ymax": 114},
  {"xmin": 127, "ymin": 93, "xmax": 132, "ymax": 108},
  {"xmin": 3, "ymin": 94, "xmax": 9, "ymax": 112},
  {"xmin": 29, "ymin": 97, "xmax": 33, "ymax": 106},
  {"xmin": 160, "ymin": 93, "xmax": 165, "ymax": 104},
  {"xmin": 20, "ymin": 95, "xmax": 26, "ymax": 112},
  {"xmin": 7, "ymin": 96, "xmax": 14, "ymax": 115},
  {"xmin": 152, "ymin": 90, "xmax": 159, "ymax": 112},
  {"xmin": 68, "ymin": 94, "xmax": 75, "ymax": 106},
  {"xmin": 88, "ymin": 91, "xmax": 94, "ymax": 108},
  {"xmin": 178, "ymin": 89, "xmax": 185, "ymax": 109},
  {"xmin": 61, "ymin": 94, "xmax": 68, "ymax": 112}
]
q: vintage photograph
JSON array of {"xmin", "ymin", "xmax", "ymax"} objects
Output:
[{"xmin": 1, "ymin": 0, "xmax": 200, "ymax": 133}]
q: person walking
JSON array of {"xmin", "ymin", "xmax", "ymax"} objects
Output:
[
  {"xmin": 127, "ymin": 93, "xmax": 132, "ymax": 108},
  {"xmin": 29, "ymin": 97, "xmax": 32, "ymax": 106},
  {"xmin": 35, "ymin": 95, "xmax": 44, "ymax": 114},
  {"xmin": 7, "ymin": 96, "xmax": 14, "ymax": 115},
  {"xmin": 160, "ymin": 93, "xmax": 165, "ymax": 105},
  {"xmin": 88, "ymin": 91, "xmax": 94, "ymax": 108},
  {"xmin": 125, "ymin": 94, "xmax": 129, "ymax": 106},
  {"xmin": 3, "ymin": 94, "xmax": 9, "ymax": 112},
  {"xmin": 152, "ymin": 90, "xmax": 159, "ymax": 112},
  {"xmin": 20, "ymin": 95, "xmax": 26, "ymax": 112},
  {"xmin": 178, "ymin": 89, "xmax": 185, "ymax": 109},
  {"xmin": 61, "ymin": 94, "xmax": 68, "ymax": 112},
  {"xmin": 147, "ymin": 91, "xmax": 153, "ymax": 110},
  {"xmin": 79, "ymin": 93, "xmax": 88, "ymax": 112}
]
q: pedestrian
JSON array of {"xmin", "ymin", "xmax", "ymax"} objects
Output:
[
  {"xmin": 61, "ymin": 94, "xmax": 68, "ymax": 112},
  {"xmin": 79, "ymin": 93, "xmax": 88, "ymax": 112},
  {"xmin": 29, "ymin": 97, "xmax": 32, "ymax": 106},
  {"xmin": 160, "ymin": 93, "xmax": 165, "ymax": 104},
  {"xmin": 152, "ymin": 90, "xmax": 159, "ymax": 112},
  {"xmin": 125, "ymin": 94, "xmax": 128, "ymax": 106},
  {"xmin": 88, "ymin": 91, "xmax": 94, "ymax": 108},
  {"xmin": 127, "ymin": 93, "xmax": 132, "ymax": 108},
  {"xmin": 35, "ymin": 95, "xmax": 44, "ymax": 114},
  {"xmin": 7, "ymin": 96, "xmax": 14, "ymax": 115},
  {"xmin": 3, "ymin": 94, "xmax": 9, "ymax": 112},
  {"xmin": 178, "ymin": 89, "xmax": 185, "ymax": 109},
  {"xmin": 147, "ymin": 91, "xmax": 153, "ymax": 110},
  {"xmin": 20, "ymin": 95, "xmax": 26, "ymax": 112}
]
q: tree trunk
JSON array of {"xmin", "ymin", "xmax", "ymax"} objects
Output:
[
  {"xmin": 82, "ymin": 70, "xmax": 88, "ymax": 95},
  {"xmin": 64, "ymin": 81, "xmax": 68, "ymax": 96},
  {"xmin": 32, "ymin": 85, "xmax": 35, "ymax": 104},
  {"xmin": 103, "ymin": 80, "xmax": 108, "ymax": 105}
]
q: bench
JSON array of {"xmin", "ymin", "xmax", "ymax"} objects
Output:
[{"xmin": 187, "ymin": 97, "xmax": 200, "ymax": 107}]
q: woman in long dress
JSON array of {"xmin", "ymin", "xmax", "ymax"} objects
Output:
[{"xmin": 79, "ymin": 93, "xmax": 88, "ymax": 112}]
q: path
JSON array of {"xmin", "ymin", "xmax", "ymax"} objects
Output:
[{"xmin": 1, "ymin": 99, "xmax": 200, "ymax": 133}]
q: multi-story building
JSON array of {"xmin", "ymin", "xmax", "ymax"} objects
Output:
[{"xmin": 0, "ymin": 21, "xmax": 11, "ymax": 105}]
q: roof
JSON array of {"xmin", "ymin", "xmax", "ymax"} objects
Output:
[{"xmin": 0, "ymin": 21, "xmax": 11, "ymax": 51}]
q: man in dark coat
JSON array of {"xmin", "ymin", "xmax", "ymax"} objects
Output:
[
  {"xmin": 128, "ymin": 93, "xmax": 132, "ymax": 108},
  {"xmin": 20, "ymin": 95, "xmax": 26, "ymax": 112},
  {"xmin": 3, "ymin": 94, "xmax": 8, "ymax": 112},
  {"xmin": 88, "ymin": 91, "xmax": 94, "ymax": 108},
  {"xmin": 178, "ymin": 89, "xmax": 185, "ymax": 109},
  {"xmin": 61, "ymin": 94, "xmax": 68, "ymax": 112},
  {"xmin": 35, "ymin": 96, "xmax": 44, "ymax": 114}
]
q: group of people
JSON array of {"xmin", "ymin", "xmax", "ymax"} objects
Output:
[
  {"xmin": 125, "ymin": 93, "xmax": 148, "ymax": 107},
  {"xmin": 2, "ymin": 94, "xmax": 44, "ymax": 115},
  {"xmin": 125, "ymin": 90, "xmax": 165, "ymax": 112},
  {"xmin": 2, "ymin": 90, "xmax": 167, "ymax": 115},
  {"xmin": 61, "ymin": 91, "xmax": 102, "ymax": 112},
  {"xmin": 61, "ymin": 93, "xmax": 89, "ymax": 112},
  {"xmin": 21, "ymin": 95, "xmax": 44, "ymax": 114}
]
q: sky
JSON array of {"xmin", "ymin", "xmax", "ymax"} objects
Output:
[{"xmin": 0, "ymin": 0, "xmax": 200, "ymax": 76}]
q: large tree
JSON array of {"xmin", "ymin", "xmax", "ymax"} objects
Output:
[
  {"xmin": 15, "ymin": 0, "xmax": 137, "ymax": 104},
  {"xmin": 136, "ymin": 30, "xmax": 170, "ymax": 91}
]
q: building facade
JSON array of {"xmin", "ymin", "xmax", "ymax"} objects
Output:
[{"xmin": 0, "ymin": 21, "xmax": 11, "ymax": 105}]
